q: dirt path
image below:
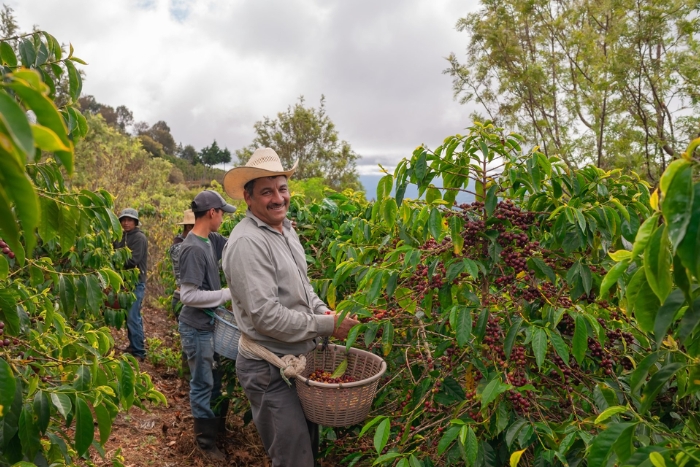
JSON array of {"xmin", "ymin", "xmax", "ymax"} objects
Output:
[{"xmin": 101, "ymin": 304, "xmax": 270, "ymax": 467}]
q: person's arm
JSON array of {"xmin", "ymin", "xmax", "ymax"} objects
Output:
[
  {"xmin": 224, "ymin": 237, "xmax": 335, "ymax": 342},
  {"xmin": 180, "ymin": 283, "xmax": 231, "ymax": 308},
  {"xmin": 125, "ymin": 234, "xmax": 147, "ymax": 269},
  {"xmin": 306, "ymin": 283, "xmax": 331, "ymax": 315}
]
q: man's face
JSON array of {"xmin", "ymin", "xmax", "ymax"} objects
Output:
[
  {"xmin": 209, "ymin": 208, "xmax": 224, "ymax": 232},
  {"xmin": 244, "ymin": 176, "xmax": 290, "ymax": 229},
  {"xmin": 120, "ymin": 217, "xmax": 137, "ymax": 232}
]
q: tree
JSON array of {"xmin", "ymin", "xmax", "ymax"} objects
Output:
[
  {"xmin": 200, "ymin": 140, "xmax": 231, "ymax": 167},
  {"xmin": 236, "ymin": 96, "xmax": 362, "ymax": 191},
  {"xmin": 136, "ymin": 120, "xmax": 176, "ymax": 156},
  {"xmin": 177, "ymin": 143, "xmax": 200, "ymax": 165},
  {"xmin": 77, "ymin": 95, "xmax": 134, "ymax": 133},
  {"xmin": 445, "ymin": 0, "xmax": 700, "ymax": 181},
  {"xmin": 0, "ymin": 4, "xmax": 18, "ymax": 38}
]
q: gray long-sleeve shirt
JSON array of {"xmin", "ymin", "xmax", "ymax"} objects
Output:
[
  {"xmin": 222, "ymin": 210, "xmax": 334, "ymax": 357},
  {"xmin": 114, "ymin": 227, "xmax": 148, "ymax": 283}
]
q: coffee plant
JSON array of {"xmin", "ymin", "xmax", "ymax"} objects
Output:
[
  {"xmin": 0, "ymin": 31, "xmax": 164, "ymax": 466},
  {"xmin": 266, "ymin": 122, "xmax": 700, "ymax": 467}
]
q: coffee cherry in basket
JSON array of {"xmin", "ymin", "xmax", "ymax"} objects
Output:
[{"xmin": 308, "ymin": 369, "xmax": 357, "ymax": 384}]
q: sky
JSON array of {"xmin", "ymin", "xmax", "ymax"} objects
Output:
[{"xmin": 11, "ymin": 0, "xmax": 480, "ymax": 175}]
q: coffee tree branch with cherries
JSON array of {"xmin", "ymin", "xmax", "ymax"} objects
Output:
[
  {"xmin": 287, "ymin": 123, "xmax": 700, "ymax": 466},
  {"xmin": 0, "ymin": 31, "xmax": 164, "ymax": 466}
]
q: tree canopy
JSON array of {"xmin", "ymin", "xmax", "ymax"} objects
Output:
[
  {"xmin": 236, "ymin": 96, "xmax": 362, "ymax": 192},
  {"xmin": 446, "ymin": 0, "xmax": 700, "ymax": 181},
  {"xmin": 200, "ymin": 139, "xmax": 231, "ymax": 167}
]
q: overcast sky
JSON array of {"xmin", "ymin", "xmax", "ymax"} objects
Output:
[{"xmin": 12, "ymin": 0, "xmax": 479, "ymax": 174}]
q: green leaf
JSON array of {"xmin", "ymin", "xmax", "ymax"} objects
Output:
[
  {"xmin": 331, "ymin": 359, "xmax": 348, "ymax": 379},
  {"xmin": 6, "ymin": 80, "xmax": 73, "ymax": 173},
  {"xmin": 74, "ymin": 396, "xmax": 94, "ymax": 456},
  {"xmin": 547, "ymin": 329, "xmax": 569, "ymax": 365},
  {"xmin": 58, "ymin": 204, "xmax": 79, "ymax": 254},
  {"xmin": 481, "ymin": 378, "xmax": 510, "ymax": 409},
  {"xmin": 50, "ymin": 392, "xmax": 72, "ymax": 420},
  {"xmin": 0, "ymin": 357, "xmax": 16, "ymax": 412},
  {"xmin": 644, "ymin": 225, "xmax": 673, "ymax": 302},
  {"xmin": 599, "ymin": 259, "xmax": 630, "ymax": 298},
  {"xmin": 73, "ymin": 365, "xmax": 91, "ymax": 392},
  {"xmin": 653, "ymin": 289, "xmax": 685, "ymax": 349},
  {"xmin": 59, "ymin": 274, "xmax": 76, "ymax": 316},
  {"xmin": 367, "ymin": 270, "xmax": 384, "ymax": 304},
  {"xmin": 632, "ymin": 213, "xmax": 660, "ymax": 258},
  {"xmin": 506, "ymin": 419, "xmax": 529, "ymax": 449},
  {"xmin": 32, "ymin": 390, "xmax": 50, "ymax": 434},
  {"xmin": 594, "ymin": 406, "xmax": 628, "ymax": 424},
  {"xmin": 504, "ymin": 317, "xmax": 522, "ymax": 359},
  {"xmin": 531, "ymin": 327, "xmax": 547, "ymax": 369},
  {"xmin": 437, "ymin": 426, "xmax": 461, "ymax": 455},
  {"xmin": 381, "ymin": 321, "xmax": 394, "ymax": 356},
  {"xmin": 94, "ymin": 403, "xmax": 113, "ymax": 445},
  {"xmin": 376, "ymin": 174, "xmax": 392, "ymax": 200},
  {"xmin": 649, "ymin": 452, "xmax": 667, "ymax": 467},
  {"xmin": 634, "ymin": 274, "xmax": 661, "ymax": 333},
  {"xmin": 0, "ymin": 255, "xmax": 7, "ymax": 280},
  {"xmin": 485, "ymin": 185, "xmax": 497, "ymax": 216},
  {"xmin": 372, "ymin": 452, "xmax": 403, "ymax": 465},
  {"xmin": 456, "ymin": 306, "xmax": 472, "ymax": 348},
  {"xmin": 64, "ymin": 59, "xmax": 82, "ymax": 102},
  {"xmin": 428, "ymin": 208, "xmax": 442, "ymax": 240},
  {"xmin": 0, "ymin": 41, "xmax": 17, "ymax": 67},
  {"xmin": 640, "ymin": 363, "xmax": 684, "ymax": 414},
  {"xmin": 120, "ymin": 360, "xmax": 135, "ymax": 409},
  {"xmin": 0, "ymin": 151, "xmax": 39, "ymax": 260},
  {"xmin": 661, "ymin": 162, "xmax": 693, "ymax": 251},
  {"xmin": 31, "ymin": 123, "xmax": 70, "ymax": 152},
  {"xmin": 677, "ymin": 184, "xmax": 700, "ymax": 280},
  {"xmin": 382, "ymin": 198, "xmax": 398, "ymax": 229},
  {"xmin": 526, "ymin": 257, "xmax": 556, "ymax": 284},
  {"xmin": 572, "ymin": 314, "xmax": 587, "ymax": 365},
  {"xmin": 587, "ymin": 423, "xmax": 636, "ymax": 467},
  {"xmin": 0, "ymin": 90, "xmax": 34, "ymax": 159},
  {"xmin": 629, "ymin": 352, "xmax": 660, "ymax": 396},
  {"xmin": 465, "ymin": 427, "xmax": 478, "ymax": 465},
  {"xmin": 373, "ymin": 417, "xmax": 390, "ymax": 454},
  {"xmin": 359, "ymin": 416, "xmax": 386, "ymax": 438},
  {"xmin": 19, "ymin": 403, "xmax": 41, "ymax": 460},
  {"xmin": 0, "ymin": 288, "xmax": 19, "ymax": 335}
]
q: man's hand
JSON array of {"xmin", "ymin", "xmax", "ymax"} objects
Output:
[{"xmin": 332, "ymin": 313, "xmax": 360, "ymax": 340}]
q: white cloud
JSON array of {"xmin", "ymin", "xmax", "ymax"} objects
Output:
[{"xmin": 10, "ymin": 0, "xmax": 479, "ymax": 173}]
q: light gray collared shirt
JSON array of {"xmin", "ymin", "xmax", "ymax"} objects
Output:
[{"xmin": 222, "ymin": 210, "xmax": 335, "ymax": 357}]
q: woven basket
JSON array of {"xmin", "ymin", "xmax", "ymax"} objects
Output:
[
  {"xmin": 296, "ymin": 343, "xmax": 387, "ymax": 427},
  {"xmin": 212, "ymin": 307, "xmax": 240, "ymax": 360}
]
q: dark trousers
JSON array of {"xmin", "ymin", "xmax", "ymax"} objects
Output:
[{"xmin": 236, "ymin": 354, "xmax": 317, "ymax": 467}]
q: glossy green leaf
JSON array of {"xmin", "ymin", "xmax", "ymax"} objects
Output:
[
  {"xmin": 376, "ymin": 174, "xmax": 392, "ymax": 200},
  {"xmin": 437, "ymin": 426, "xmax": 461, "ymax": 455},
  {"xmin": 93, "ymin": 403, "xmax": 113, "ymax": 446},
  {"xmin": 485, "ymin": 185, "xmax": 497, "ymax": 216},
  {"xmin": 653, "ymin": 289, "xmax": 685, "ymax": 349},
  {"xmin": 640, "ymin": 363, "xmax": 684, "ymax": 413},
  {"xmin": 0, "ymin": 357, "xmax": 16, "ymax": 412},
  {"xmin": 74, "ymin": 396, "xmax": 94, "ymax": 456},
  {"xmin": 527, "ymin": 257, "xmax": 556, "ymax": 284},
  {"xmin": 381, "ymin": 320, "xmax": 394, "ymax": 356},
  {"xmin": 532, "ymin": 327, "xmax": 547, "ymax": 369},
  {"xmin": 572, "ymin": 314, "xmax": 588, "ymax": 365},
  {"xmin": 587, "ymin": 423, "xmax": 636, "ymax": 467},
  {"xmin": 31, "ymin": 123, "xmax": 70, "ymax": 152},
  {"xmin": 373, "ymin": 417, "xmax": 390, "ymax": 454},
  {"xmin": 428, "ymin": 208, "xmax": 442, "ymax": 240},
  {"xmin": 0, "ymin": 149, "xmax": 39, "ymax": 260},
  {"xmin": 599, "ymin": 259, "xmax": 630, "ymax": 298},
  {"xmin": 19, "ymin": 403, "xmax": 41, "ymax": 460},
  {"xmin": 644, "ymin": 225, "xmax": 672, "ymax": 303},
  {"xmin": 0, "ymin": 288, "xmax": 19, "ymax": 335},
  {"xmin": 547, "ymin": 329, "xmax": 569, "ymax": 365},
  {"xmin": 594, "ymin": 405, "xmax": 628, "ymax": 424},
  {"xmin": 481, "ymin": 378, "xmax": 510, "ymax": 409},
  {"xmin": 120, "ymin": 360, "xmax": 135, "ymax": 409},
  {"xmin": 632, "ymin": 213, "xmax": 660, "ymax": 258},
  {"xmin": 382, "ymin": 198, "xmax": 398, "ymax": 230},
  {"xmin": 50, "ymin": 392, "xmax": 72, "ymax": 420},
  {"xmin": 0, "ymin": 90, "xmax": 34, "ymax": 159},
  {"xmin": 64, "ymin": 59, "xmax": 82, "ymax": 102},
  {"xmin": 456, "ymin": 306, "xmax": 472, "ymax": 348},
  {"xmin": 504, "ymin": 317, "xmax": 522, "ymax": 359},
  {"xmin": 677, "ymin": 184, "xmax": 700, "ymax": 280},
  {"xmin": 0, "ymin": 41, "xmax": 17, "ymax": 67},
  {"xmin": 634, "ymin": 272, "xmax": 661, "ymax": 333},
  {"xmin": 661, "ymin": 162, "xmax": 693, "ymax": 251},
  {"xmin": 465, "ymin": 427, "xmax": 478, "ymax": 465},
  {"xmin": 33, "ymin": 390, "xmax": 50, "ymax": 434}
]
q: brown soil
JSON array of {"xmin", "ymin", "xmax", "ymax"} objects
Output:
[{"xmin": 98, "ymin": 303, "xmax": 270, "ymax": 467}]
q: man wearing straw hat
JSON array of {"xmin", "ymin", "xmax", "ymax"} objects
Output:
[
  {"xmin": 169, "ymin": 209, "xmax": 195, "ymax": 317},
  {"xmin": 221, "ymin": 148, "xmax": 359, "ymax": 466},
  {"xmin": 177, "ymin": 190, "xmax": 236, "ymax": 461}
]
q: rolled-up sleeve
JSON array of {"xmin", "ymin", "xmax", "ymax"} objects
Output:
[{"xmin": 226, "ymin": 237, "xmax": 334, "ymax": 342}]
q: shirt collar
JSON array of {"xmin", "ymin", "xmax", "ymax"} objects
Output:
[{"xmin": 245, "ymin": 209, "xmax": 291, "ymax": 235}]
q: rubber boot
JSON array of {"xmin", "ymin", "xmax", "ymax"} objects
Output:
[{"xmin": 193, "ymin": 418, "xmax": 226, "ymax": 461}]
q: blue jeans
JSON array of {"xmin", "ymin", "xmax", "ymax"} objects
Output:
[
  {"xmin": 126, "ymin": 282, "xmax": 146, "ymax": 357},
  {"xmin": 179, "ymin": 322, "xmax": 222, "ymax": 419}
]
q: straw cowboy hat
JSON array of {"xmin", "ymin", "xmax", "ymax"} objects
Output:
[
  {"xmin": 177, "ymin": 209, "xmax": 195, "ymax": 225},
  {"xmin": 223, "ymin": 148, "xmax": 298, "ymax": 200}
]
